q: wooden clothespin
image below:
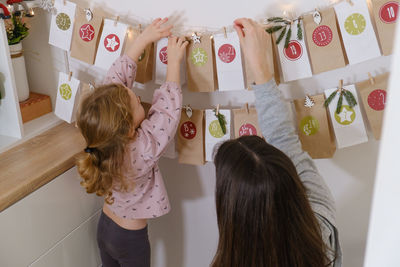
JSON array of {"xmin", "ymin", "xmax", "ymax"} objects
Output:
[
  {"xmin": 216, "ymin": 104, "xmax": 220, "ymax": 115},
  {"xmin": 114, "ymin": 16, "xmax": 120, "ymax": 26},
  {"xmin": 346, "ymin": 0, "xmax": 354, "ymax": 6},
  {"xmin": 63, "ymin": 0, "xmax": 67, "ymax": 6},
  {"xmin": 368, "ymin": 72, "xmax": 375, "ymax": 85},
  {"xmin": 338, "ymin": 79, "xmax": 343, "ymax": 91},
  {"xmin": 245, "ymin": 103, "xmax": 249, "ymax": 114},
  {"xmin": 223, "ymin": 27, "xmax": 227, "ymax": 38},
  {"xmin": 68, "ymin": 71, "xmax": 72, "ymax": 82}
]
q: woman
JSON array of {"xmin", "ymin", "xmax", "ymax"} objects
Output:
[{"xmin": 211, "ymin": 18, "xmax": 342, "ymax": 267}]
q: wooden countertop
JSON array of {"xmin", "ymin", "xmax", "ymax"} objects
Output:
[{"xmin": 0, "ymin": 122, "xmax": 85, "ymax": 212}]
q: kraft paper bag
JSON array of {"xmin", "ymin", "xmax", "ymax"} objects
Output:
[
  {"xmin": 371, "ymin": 0, "xmax": 399, "ymax": 56},
  {"xmin": 303, "ymin": 8, "xmax": 346, "ymax": 74},
  {"xmin": 70, "ymin": 8, "xmax": 103, "ymax": 65},
  {"xmin": 293, "ymin": 95, "xmax": 336, "ymax": 159},
  {"xmin": 356, "ymin": 73, "xmax": 389, "ymax": 140},
  {"xmin": 123, "ymin": 27, "xmax": 154, "ymax": 84},
  {"xmin": 178, "ymin": 109, "xmax": 205, "ymax": 165},
  {"xmin": 186, "ymin": 34, "xmax": 217, "ymax": 92},
  {"xmin": 232, "ymin": 107, "xmax": 262, "ymax": 138}
]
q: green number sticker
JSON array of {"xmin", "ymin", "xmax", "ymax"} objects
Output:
[
  {"xmin": 56, "ymin": 13, "xmax": 71, "ymax": 31},
  {"xmin": 209, "ymin": 120, "xmax": 224, "ymax": 138},
  {"xmin": 300, "ymin": 116, "xmax": 320, "ymax": 136},
  {"xmin": 334, "ymin": 105, "xmax": 356, "ymax": 125},
  {"xmin": 59, "ymin": 83, "xmax": 72, "ymax": 100},
  {"xmin": 191, "ymin": 48, "xmax": 208, "ymax": 66},
  {"xmin": 344, "ymin": 13, "xmax": 366, "ymax": 35}
]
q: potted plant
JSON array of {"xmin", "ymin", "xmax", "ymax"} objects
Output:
[{"xmin": 5, "ymin": 14, "xmax": 31, "ymax": 102}]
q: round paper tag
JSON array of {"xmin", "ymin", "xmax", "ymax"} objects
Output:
[
  {"xmin": 239, "ymin": 123, "xmax": 257, "ymax": 137},
  {"xmin": 312, "ymin": 25, "xmax": 333, "ymax": 47},
  {"xmin": 56, "ymin": 13, "xmax": 71, "ymax": 31},
  {"xmin": 209, "ymin": 120, "xmax": 225, "ymax": 138},
  {"xmin": 159, "ymin": 46, "xmax": 168, "ymax": 64},
  {"xmin": 218, "ymin": 44, "xmax": 236, "ymax": 63},
  {"xmin": 380, "ymin": 2, "xmax": 399, "ymax": 24},
  {"xmin": 284, "ymin": 40, "xmax": 303, "ymax": 61},
  {"xmin": 300, "ymin": 116, "xmax": 320, "ymax": 136},
  {"xmin": 104, "ymin": 34, "xmax": 120, "ymax": 52},
  {"xmin": 191, "ymin": 47, "xmax": 208, "ymax": 66},
  {"xmin": 79, "ymin": 24, "xmax": 95, "ymax": 42},
  {"xmin": 334, "ymin": 105, "xmax": 356, "ymax": 125},
  {"xmin": 59, "ymin": 83, "xmax": 72, "ymax": 100},
  {"xmin": 368, "ymin": 89, "xmax": 387, "ymax": 111},
  {"xmin": 181, "ymin": 121, "xmax": 197, "ymax": 139},
  {"xmin": 344, "ymin": 13, "xmax": 366, "ymax": 35}
]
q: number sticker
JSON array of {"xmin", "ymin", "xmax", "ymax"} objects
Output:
[
  {"xmin": 284, "ymin": 40, "xmax": 303, "ymax": 61},
  {"xmin": 181, "ymin": 121, "xmax": 197, "ymax": 139},
  {"xmin": 380, "ymin": 1, "xmax": 399, "ymax": 24},
  {"xmin": 239, "ymin": 123, "xmax": 257, "ymax": 137},
  {"xmin": 312, "ymin": 25, "xmax": 333, "ymax": 47},
  {"xmin": 159, "ymin": 46, "xmax": 168, "ymax": 64},
  {"xmin": 218, "ymin": 44, "xmax": 236, "ymax": 63},
  {"xmin": 300, "ymin": 116, "xmax": 320, "ymax": 136},
  {"xmin": 368, "ymin": 89, "xmax": 387, "ymax": 111},
  {"xmin": 344, "ymin": 13, "xmax": 366, "ymax": 35}
]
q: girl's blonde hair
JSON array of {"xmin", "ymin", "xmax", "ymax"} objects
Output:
[{"xmin": 76, "ymin": 84, "xmax": 134, "ymax": 204}]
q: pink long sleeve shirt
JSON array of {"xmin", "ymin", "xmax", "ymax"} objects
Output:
[{"xmin": 103, "ymin": 55, "xmax": 182, "ymax": 219}]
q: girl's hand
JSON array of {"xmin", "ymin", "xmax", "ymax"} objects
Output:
[
  {"xmin": 128, "ymin": 18, "xmax": 173, "ymax": 62},
  {"xmin": 234, "ymin": 18, "xmax": 273, "ymax": 85},
  {"xmin": 166, "ymin": 36, "xmax": 189, "ymax": 83}
]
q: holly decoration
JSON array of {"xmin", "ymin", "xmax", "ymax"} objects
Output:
[
  {"xmin": 213, "ymin": 110, "xmax": 227, "ymax": 135},
  {"xmin": 266, "ymin": 16, "xmax": 303, "ymax": 48},
  {"xmin": 324, "ymin": 86, "xmax": 357, "ymax": 114}
]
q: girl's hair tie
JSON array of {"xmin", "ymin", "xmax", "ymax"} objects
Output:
[{"xmin": 84, "ymin": 147, "xmax": 96, "ymax": 153}]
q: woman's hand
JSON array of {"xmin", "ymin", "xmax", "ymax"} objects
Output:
[
  {"xmin": 166, "ymin": 36, "xmax": 188, "ymax": 83},
  {"xmin": 234, "ymin": 18, "xmax": 273, "ymax": 85},
  {"xmin": 128, "ymin": 18, "xmax": 173, "ymax": 62}
]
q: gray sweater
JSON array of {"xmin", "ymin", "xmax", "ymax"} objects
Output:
[{"xmin": 253, "ymin": 80, "xmax": 342, "ymax": 267}]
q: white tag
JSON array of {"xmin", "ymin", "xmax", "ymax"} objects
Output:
[
  {"xmin": 213, "ymin": 31, "xmax": 245, "ymax": 91},
  {"xmin": 276, "ymin": 23, "xmax": 313, "ymax": 82},
  {"xmin": 55, "ymin": 72, "xmax": 80, "ymax": 123},
  {"xmin": 94, "ymin": 19, "xmax": 128, "ymax": 70},
  {"xmin": 84, "ymin": 8, "xmax": 93, "ymax": 22},
  {"xmin": 313, "ymin": 10, "xmax": 322, "ymax": 25},
  {"xmin": 48, "ymin": 0, "xmax": 76, "ymax": 51},
  {"xmin": 205, "ymin": 109, "xmax": 231, "ymax": 162},
  {"xmin": 324, "ymin": 85, "xmax": 368, "ymax": 148},
  {"xmin": 155, "ymin": 38, "xmax": 186, "ymax": 85},
  {"xmin": 334, "ymin": 0, "xmax": 381, "ymax": 65},
  {"xmin": 183, "ymin": 105, "xmax": 193, "ymax": 118}
]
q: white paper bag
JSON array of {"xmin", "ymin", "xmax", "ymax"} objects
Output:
[
  {"xmin": 48, "ymin": 0, "xmax": 76, "ymax": 51},
  {"xmin": 324, "ymin": 85, "xmax": 368, "ymax": 148},
  {"xmin": 205, "ymin": 109, "xmax": 231, "ymax": 162},
  {"xmin": 155, "ymin": 38, "xmax": 186, "ymax": 85},
  {"xmin": 334, "ymin": 0, "xmax": 381, "ymax": 65},
  {"xmin": 55, "ymin": 72, "xmax": 80, "ymax": 123},
  {"xmin": 213, "ymin": 32, "xmax": 245, "ymax": 91},
  {"xmin": 276, "ymin": 23, "xmax": 313, "ymax": 83},
  {"xmin": 94, "ymin": 19, "xmax": 128, "ymax": 70}
]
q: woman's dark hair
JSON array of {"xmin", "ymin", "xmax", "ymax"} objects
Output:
[{"xmin": 212, "ymin": 135, "xmax": 330, "ymax": 267}]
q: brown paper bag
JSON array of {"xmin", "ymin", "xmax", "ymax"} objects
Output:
[
  {"xmin": 177, "ymin": 109, "xmax": 205, "ymax": 165},
  {"xmin": 186, "ymin": 34, "xmax": 217, "ymax": 92},
  {"xmin": 70, "ymin": 8, "xmax": 103, "ymax": 65},
  {"xmin": 123, "ymin": 27, "xmax": 154, "ymax": 84},
  {"xmin": 232, "ymin": 107, "xmax": 262, "ymax": 138},
  {"xmin": 293, "ymin": 95, "xmax": 336, "ymax": 159},
  {"xmin": 303, "ymin": 8, "xmax": 346, "ymax": 74},
  {"xmin": 245, "ymin": 32, "xmax": 280, "ymax": 88},
  {"xmin": 356, "ymin": 73, "xmax": 389, "ymax": 140},
  {"xmin": 371, "ymin": 0, "xmax": 399, "ymax": 56}
]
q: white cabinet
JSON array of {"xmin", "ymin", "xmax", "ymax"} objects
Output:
[{"xmin": 0, "ymin": 167, "xmax": 103, "ymax": 267}]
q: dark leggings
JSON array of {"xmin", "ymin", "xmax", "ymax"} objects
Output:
[{"xmin": 97, "ymin": 211, "xmax": 150, "ymax": 267}]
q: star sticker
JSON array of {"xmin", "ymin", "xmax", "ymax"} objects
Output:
[
  {"xmin": 80, "ymin": 24, "xmax": 94, "ymax": 41},
  {"xmin": 160, "ymin": 49, "xmax": 168, "ymax": 63},
  {"xmin": 106, "ymin": 36, "xmax": 119, "ymax": 51},
  {"xmin": 338, "ymin": 106, "xmax": 354, "ymax": 123},
  {"xmin": 191, "ymin": 33, "xmax": 201, "ymax": 44},
  {"xmin": 193, "ymin": 49, "xmax": 205, "ymax": 63}
]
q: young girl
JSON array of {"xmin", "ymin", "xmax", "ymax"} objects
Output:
[{"xmin": 76, "ymin": 18, "xmax": 188, "ymax": 267}]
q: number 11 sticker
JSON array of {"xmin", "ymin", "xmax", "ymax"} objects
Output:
[
  {"xmin": 380, "ymin": 1, "xmax": 399, "ymax": 24},
  {"xmin": 284, "ymin": 41, "xmax": 303, "ymax": 61}
]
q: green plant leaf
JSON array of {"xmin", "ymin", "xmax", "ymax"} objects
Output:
[
  {"xmin": 276, "ymin": 26, "xmax": 287, "ymax": 45},
  {"xmin": 324, "ymin": 91, "xmax": 338, "ymax": 108},
  {"xmin": 214, "ymin": 110, "xmax": 227, "ymax": 135},
  {"xmin": 343, "ymin": 90, "xmax": 358, "ymax": 108},
  {"xmin": 266, "ymin": 25, "xmax": 284, "ymax": 34},
  {"xmin": 297, "ymin": 20, "xmax": 303, "ymax": 40},
  {"xmin": 284, "ymin": 27, "xmax": 292, "ymax": 49},
  {"xmin": 267, "ymin": 17, "xmax": 284, "ymax": 22},
  {"xmin": 336, "ymin": 92, "xmax": 343, "ymax": 114}
]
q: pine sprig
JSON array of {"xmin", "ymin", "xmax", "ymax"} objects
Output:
[
  {"xmin": 324, "ymin": 91, "xmax": 338, "ymax": 108},
  {"xmin": 297, "ymin": 20, "xmax": 303, "ymax": 40},
  {"xmin": 267, "ymin": 17, "xmax": 284, "ymax": 22},
  {"xmin": 276, "ymin": 26, "xmax": 287, "ymax": 45},
  {"xmin": 284, "ymin": 26, "xmax": 292, "ymax": 48},
  {"xmin": 343, "ymin": 90, "xmax": 357, "ymax": 108},
  {"xmin": 336, "ymin": 92, "xmax": 344, "ymax": 114},
  {"xmin": 266, "ymin": 25, "xmax": 284, "ymax": 34},
  {"xmin": 214, "ymin": 110, "xmax": 227, "ymax": 135}
]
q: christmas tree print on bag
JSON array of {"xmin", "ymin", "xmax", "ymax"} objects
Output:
[
  {"xmin": 213, "ymin": 31, "xmax": 245, "ymax": 91},
  {"xmin": 334, "ymin": 0, "xmax": 381, "ymax": 65},
  {"xmin": 55, "ymin": 72, "xmax": 80, "ymax": 123},
  {"xmin": 303, "ymin": 8, "xmax": 346, "ymax": 74},
  {"xmin": 186, "ymin": 33, "xmax": 218, "ymax": 92},
  {"xmin": 371, "ymin": 0, "xmax": 399, "ymax": 55},
  {"xmin": 94, "ymin": 19, "xmax": 128, "ymax": 70},
  {"xmin": 357, "ymin": 73, "xmax": 390, "ymax": 140},
  {"xmin": 293, "ymin": 94, "xmax": 336, "ymax": 159},
  {"xmin": 70, "ymin": 8, "xmax": 103, "ymax": 65},
  {"xmin": 232, "ymin": 107, "xmax": 262, "ymax": 138},
  {"xmin": 49, "ymin": 0, "xmax": 76, "ymax": 51}
]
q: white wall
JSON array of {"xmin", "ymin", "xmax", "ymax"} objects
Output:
[{"xmin": 22, "ymin": 1, "xmax": 394, "ymax": 266}]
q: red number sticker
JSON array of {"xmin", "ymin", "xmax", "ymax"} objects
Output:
[
  {"xmin": 159, "ymin": 46, "xmax": 168, "ymax": 64},
  {"xmin": 104, "ymin": 34, "xmax": 120, "ymax": 52},
  {"xmin": 239, "ymin": 123, "xmax": 257, "ymax": 137},
  {"xmin": 218, "ymin": 44, "xmax": 236, "ymax": 63},
  {"xmin": 80, "ymin": 24, "xmax": 95, "ymax": 42},
  {"xmin": 181, "ymin": 121, "xmax": 197, "ymax": 140},
  {"xmin": 284, "ymin": 40, "xmax": 303, "ymax": 61},
  {"xmin": 312, "ymin": 25, "xmax": 333, "ymax": 47},
  {"xmin": 368, "ymin": 89, "xmax": 387, "ymax": 111},
  {"xmin": 380, "ymin": 1, "xmax": 399, "ymax": 24}
]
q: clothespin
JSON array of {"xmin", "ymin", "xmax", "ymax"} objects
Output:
[
  {"xmin": 68, "ymin": 71, "xmax": 72, "ymax": 82},
  {"xmin": 346, "ymin": 0, "xmax": 354, "ymax": 6},
  {"xmin": 63, "ymin": 0, "xmax": 67, "ymax": 6},
  {"xmin": 114, "ymin": 16, "xmax": 120, "ymax": 26},
  {"xmin": 338, "ymin": 79, "xmax": 343, "ymax": 92},
  {"xmin": 216, "ymin": 104, "xmax": 220, "ymax": 115},
  {"xmin": 245, "ymin": 103, "xmax": 249, "ymax": 114},
  {"xmin": 368, "ymin": 72, "xmax": 375, "ymax": 85},
  {"xmin": 223, "ymin": 27, "xmax": 227, "ymax": 38}
]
